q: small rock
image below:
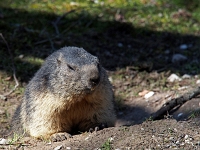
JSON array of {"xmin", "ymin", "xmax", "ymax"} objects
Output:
[
  {"xmin": 158, "ymin": 13, "xmax": 163, "ymax": 17},
  {"xmin": 177, "ymin": 113, "xmax": 183, "ymax": 117},
  {"xmin": 108, "ymin": 77, "xmax": 113, "ymax": 83},
  {"xmin": 117, "ymin": 43, "xmax": 123, "ymax": 47},
  {"xmin": 184, "ymin": 134, "xmax": 189, "ymax": 139},
  {"xmin": 0, "ymin": 138, "xmax": 8, "ymax": 145},
  {"xmin": 196, "ymin": 80, "xmax": 200, "ymax": 84},
  {"xmin": 93, "ymin": 0, "xmax": 99, "ymax": 3},
  {"xmin": 109, "ymin": 137, "xmax": 114, "ymax": 142},
  {"xmin": 0, "ymin": 95, "xmax": 6, "ymax": 100},
  {"xmin": 0, "ymin": 110, "xmax": 4, "ymax": 115},
  {"xmin": 185, "ymin": 139, "xmax": 190, "ymax": 143},
  {"xmin": 179, "ymin": 44, "xmax": 188, "ymax": 50},
  {"xmin": 66, "ymin": 147, "xmax": 71, "ymax": 150},
  {"xmin": 169, "ymin": 137, "xmax": 174, "ymax": 140},
  {"xmin": 54, "ymin": 145, "xmax": 63, "ymax": 150},
  {"xmin": 18, "ymin": 54, "xmax": 24, "ymax": 59},
  {"xmin": 164, "ymin": 50, "xmax": 170, "ymax": 54},
  {"xmin": 70, "ymin": 2, "xmax": 79, "ymax": 6},
  {"xmin": 189, "ymin": 138, "xmax": 193, "ymax": 141},
  {"xmin": 144, "ymin": 91, "xmax": 155, "ymax": 99},
  {"xmin": 46, "ymin": 142, "xmax": 51, "ymax": 145},
  {"xmin": 178, "ymin": 86, "xmax": 189, "ymax": 90},
  {"xmin": 167, "ymin": 74, "xmax": 182, "ymax": 82},
  {"xmin": 138, "ymin": 90, "xmax": 149, "ymax": 96},
  {"xmin": 182, "ymin": 74, "xmax": 191, "ymax": 79},
  {"xmin": 85, "ymin": 137, "xmax": 90, "ymax": 140},
  {"xmin": 172, "ymin": 54, "xmax": 187, "ymax": 64}
]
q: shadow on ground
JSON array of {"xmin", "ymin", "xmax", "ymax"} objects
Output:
[{"xmin": 0, "ymin": 6, "xmax": 200, "ymax": 82}]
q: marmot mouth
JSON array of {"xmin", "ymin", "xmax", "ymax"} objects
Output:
[{"xmin": 84, "ymin": 87, "xmax": 95, "ymax": 94}]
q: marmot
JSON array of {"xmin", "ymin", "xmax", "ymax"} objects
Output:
[{"xmin": 12, "ymin": 47, "xmax": 116, "ymax": 141}]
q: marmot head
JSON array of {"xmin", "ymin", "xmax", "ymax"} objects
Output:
[{"xmin": 41, "ymin": 47, "xmax": 102, "ymax": 100}]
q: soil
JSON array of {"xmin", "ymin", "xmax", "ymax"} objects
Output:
[
  {"xmin": 0, "ymin": 72, "xmax": 200, "ymax": 150},
  {"xmin": 1, "ymin": 118, "xmax": 200, "ymax": 149}
]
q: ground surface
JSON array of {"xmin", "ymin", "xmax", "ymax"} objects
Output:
[
  {"xmin": 2, "ymin": 119, "xmax": 200, "ymax": 149},
  {"xmin": 0, "ymin": 0, "xmax": 200, "ymax": 149}
]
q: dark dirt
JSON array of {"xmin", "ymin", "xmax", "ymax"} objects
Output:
[{"xmin": 1, "ymin": 119, "xmax": 200, "ymax": 149}]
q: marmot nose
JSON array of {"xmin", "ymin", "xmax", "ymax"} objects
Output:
[{"xmin": 90, "ymin": 76, "xmax": 100, "ymax": 87}]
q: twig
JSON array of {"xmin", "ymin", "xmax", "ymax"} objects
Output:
[
  {"xmin": 0, "ymin": 33, "xmax": 19, "ymax": 99},
  {"xmin": 48, "ymin": 34, "xmax": 56, "ymax": 52},
  {"xmin": 52, "ymin": 9, "xmax": 76, "ymax": 36},
  {"xmin": 35, "ymin": 10, "xmax": 77, "ymax": 46},
  {"xmin": 34, "ymin": 36, "xmax": 58, "ymax": 45},
  {"xmin": 151, "ymin": 86, "xmax": 200, "ymax": 120},
  {"xmin": 35, "ymin": 11, "xmax": 83, "ymax": 46}
]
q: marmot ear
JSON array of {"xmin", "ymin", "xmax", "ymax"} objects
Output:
[
  {"xmin": 56, "ymin": 58, "xmax": 61, "ymax": 65},
  {"xmin": 56, "ymin": 53, "xmax": 63, "ymax": 65}
]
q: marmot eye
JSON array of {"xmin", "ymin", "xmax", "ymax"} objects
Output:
[{"xmin": 67, "ymin": 64, "xmax": 75, "ymax": 71}]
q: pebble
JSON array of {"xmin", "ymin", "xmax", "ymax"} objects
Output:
[
  {"xmin": 182, "ymin": 74, "xmax": 191, "ymax": 79},
  {"xmin": 108, "ymin": 77, "xmax": 113, "ymax": 83},
  {"xmin": 138, "ymin": 90, "xmax": 149, "ymax": 96},
  {"xmin": 85, "ymin": 137, "xmax": 90, "ymax": 140},
  {"xmin": 117, "ymin": 43, "xmax": 123, "ymax": 47},
  {"xmin": 144, "ymin": 91, "xmax": 155, "ymax": 99},
  {"xmin": 0, "ymin": 138, "xmax": 8, "ymax": 145},
  {"xmin": 184, "ymin": 134, "xmax": 189, "ymax": 139},
  {"xmin": 167, "ymin": 74, "xmax": 182, "ymax": 82},
  {"xmin": 18, "ymin": 54, "xmax": 24, "ymax": 59},
  {"xmin": 109, "ymin": 137, "xmax": 114, "ymax": 142},
  {"xmin": 0, "ymin": 110, "xmax": 4, "ymax": 115},
  {"xmin": 164, "ymin": 50, "xmax": 170, "ymax": 54},
  {"xmin": 185, "ymin": 139, "xmax": 190, "ymax": 143},
  {"xmin": 179, "ymin": 44, "xmax": 188, "ymax": 50},
  {"xmin": 70, "ymin": 2, "xmax": 79, "ymax": 6},
  {"xmin": 171, "ymin": 54, "xmax": 187, "ymax": 63},
  {"xmin": 0, "ymin": 95, "xmax": 6, "ymax": 100},
  {"xmin": 54, "ymin": 145, "xmax": 63, "ymax": 150},
  {"xmin": 46, "ymin": 142, "xmax": 51, "ymax": 145},
  {"xmin": 196, "ymin": 80, "xmax": 200, "ymax": 84},
  {"xmin": 177, "ymin": 113, "xmax": 183, "ymax": 117},
  {"xmin": 178, "ymin": 86, "xmax": 189, "ymax": 90},
  {"xmin": 93, "ymin": 0, "xmax": 99, "ymax": 3},
  {"xmin": 169, "ymin": 137, "xmax": 174, "ymax": 140}
]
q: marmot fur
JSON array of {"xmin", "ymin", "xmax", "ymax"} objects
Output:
[{"xmin": 12, "ymin": 47, "xmax": 116, "ymax": 141}]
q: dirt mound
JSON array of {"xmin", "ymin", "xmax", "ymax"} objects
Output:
[{"xmin": 2, "ymin": 119, "xmax": 200, "ymax": 149}]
